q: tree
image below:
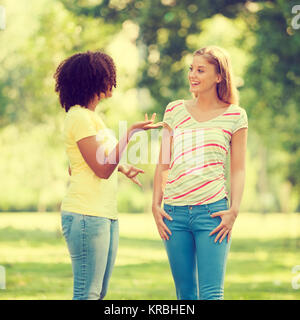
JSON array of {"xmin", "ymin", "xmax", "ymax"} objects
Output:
[
  {"xmin": 240, "ymin": 0, "xmax": 300, "ymax": 204},
  {"xmin": 60, "ymin": 0, "xmax": 300, "ymax": 210}
]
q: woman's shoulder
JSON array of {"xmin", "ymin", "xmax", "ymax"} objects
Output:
[
  {"xmin": 228, "ymin": 104, "xmax": 247, "ymax": 115},
  {"xmin": 64, "ymin": 106, "xmax": 93, "ymax": 131},
  {"xmin": 165, "ymin": 99, "xmax": 185, "ymax": 112},
  {"xmin": 65, "ymin": 106, "xmax": 90, "ymax": 120}
]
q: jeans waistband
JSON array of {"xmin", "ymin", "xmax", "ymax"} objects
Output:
[
  {"xmin": 61, "ymin": 211, "xmax": 118, "ymax": 221},
  {"xmin": 164, "ymin": 197, "xmax": 228, "ymax": 209}
]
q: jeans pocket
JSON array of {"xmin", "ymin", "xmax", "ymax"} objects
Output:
[
  {"xmin": 163, "ymin": 204, "xmax": 174, "ymax": 216},
  {"xmin": 163, "ymin": 205, "xmax": 175, "ymax": 227},
  {"xmin": 61, "ymin": 214, "xmax": 74, "ymax": 240},
  {"xmin": 208, "ymin": 199, "xmax": 228, "ymax": 216}
]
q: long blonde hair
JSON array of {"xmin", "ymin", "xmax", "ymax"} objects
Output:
[{"xmin": 193, "ymin": 46, "xmax": 239, "ymax": 105}]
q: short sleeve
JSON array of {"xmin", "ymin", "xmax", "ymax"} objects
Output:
[
  {"xmin": 162, "ymin": 103, "xmax": 174, "ymax": 129},
  {"xmin": 232, "ymin": 108, "xmax": 248, "ymax": 134},
  {"xmin": 70, "ymin": 110, "xmax": 97, "ymax": 142}
]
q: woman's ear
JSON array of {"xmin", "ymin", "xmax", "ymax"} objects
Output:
[{"xmin": 216, "ymin": 74, "xmax": 222, "ymax": 84}]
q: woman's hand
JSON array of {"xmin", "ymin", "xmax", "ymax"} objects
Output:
[
  {"xmin": 209, "ymin": 208, "xmax": 238, "ymax": 243},
  {"xmin": 118, "ymin": 164, "xmax": 144, "ymax": 188},
  {"xmin": 130, "ymin": 113, "xmax": 163, "ymax": 133},
  {"xmin": 152, "ymin": 205, "xmax": 173, "ymax": 240}
]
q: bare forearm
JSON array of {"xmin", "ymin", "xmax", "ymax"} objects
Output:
[
  {"xmin": 97, "ymin": 128, "xmax": 133, "ymax": 179},
  {"xmin": 78, "ymin": 117, "xmax": 160, "ymax": 180},
  {"xmin": 152, "ymin": 164, "xmax": 169, "ymax": 209},
  {"xmin": 152, "ymin": 166, "xmax": 164, "ymax": 209},
  {"xmin": 230, "ymin": 169, "xmax": 246, "ymax": 216},
  {"xmin": 152, "ymin": 128, "xmax": 172, "ymax": 208}
]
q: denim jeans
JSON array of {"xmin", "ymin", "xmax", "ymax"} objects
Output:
[
  {"xmin": 61, "ymin": 211, "xmax": 119, "ymax": 300},
  {"xmin": 163, "ymin": 197, "xmax": 231, "ymax": 300}
]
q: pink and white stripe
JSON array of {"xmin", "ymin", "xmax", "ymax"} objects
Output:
[
  {"xmin": 167, "ymin": 162, "xmax": 223, "ymax": 184},
  {"xmin": 170, "ymin": 143, "xmax": 227, "ymax": 169},
  {"xmin": 222, "ymin": 129, "xmax": 232, "ymax": 136},
  {"xmin": 222, "ymin": 113, "xmax": 240, "ymax": 116},
  {"xmin": 194, "ymin": 185, "xmax": 225, "ymax": 205},
  {"xmin": 164, "ymin": 175, "xmax": 224, "ymax": 200},
  {"xmin": 174, "ymin": 116, "xmax": 191, "ymax": 129},
  {"xmin": 174, "ymin": 127, "xmax": 215, "ymax": 139},
  {"xmin": 165, "ymin": 102, "xmax": 183, "ymax": 113}
]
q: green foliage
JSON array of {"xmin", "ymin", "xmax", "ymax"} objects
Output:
[
  {"xmin": 239, "ymin": 0, "xmax": 300, "ymax": 199},
  {"xmin": 0, "ymin": 124, "xmax": 67, "ymax": 212},
  {"xmin": 0, "ymin": 0, "xmax": 299, "ymax": 212},
  {"xmin": 0, "ymin": 0, "xmax": 120, "ymax": 211},
  {"xmin": 59, "ymin": 0, "xmax": 300, "ymax": 211},
  {"xmin": 0, "ymin": 0, "xmax": 119, "ymax": 126},
  {"xmin": 60, "ymin": 0, "xmax": 256, "ymax": 110}
]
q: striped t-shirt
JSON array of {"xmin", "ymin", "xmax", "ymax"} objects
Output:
[{"xmin": 162, "ymin": 99, "xmax": 248, "ymax": 206}]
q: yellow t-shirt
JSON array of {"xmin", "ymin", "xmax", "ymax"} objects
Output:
[{"xmin": 61, "ymin": 105, "xmax": 118, "ymax": 219}]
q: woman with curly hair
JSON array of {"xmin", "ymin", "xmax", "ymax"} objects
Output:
[
  {"xmin": 152, "ymin": 46, "xmax": 248, "ymax": 300},
  {"xmin": 54, "ymin": 50, "xmax": 161, "ymax": 300}
]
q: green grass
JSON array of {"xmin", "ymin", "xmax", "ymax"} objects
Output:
[{"xmin": 0, "ymin": 212, "xmax": 299, "ymax": 300}]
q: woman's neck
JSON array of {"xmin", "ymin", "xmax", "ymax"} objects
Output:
[
  {"xmin": 87, "ymin": 96, "xmax": 99, "ymax": 112},
  {"xmin": 194, "ymin": 91, "xmax": 225, "ymax": 111}
]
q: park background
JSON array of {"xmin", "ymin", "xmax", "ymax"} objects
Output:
[{"xmin": 0, "ymin": 0, "xmax": 299, "ymax": 299}]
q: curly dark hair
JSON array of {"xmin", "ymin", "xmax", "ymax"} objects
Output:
[{"xmin": 54, "ymin": 51, "xmax": 117, "ymax": 112}]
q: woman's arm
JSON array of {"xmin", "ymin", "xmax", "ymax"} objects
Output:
[
  {"xmin": 77, "ymin": 115, "xmax": 162, "ymax": 180},
  {"xmin": 152, "ymin": 126, "xmax": 173, "ymax": 240},
  {"xmin": 77, "ymin": 126, "xmax": 131, "ymax": 180},
  {"xmin": 209, "ymin": 128, "xmax": 248, "ymax": 243},
  {"xmin": 230, "ymin": 127, "xmax": 248, "ymax": 215}
]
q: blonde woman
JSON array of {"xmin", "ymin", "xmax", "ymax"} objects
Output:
[{"xmin": 152, "ymin": 46, "xmax": 248, "ymax": 300}]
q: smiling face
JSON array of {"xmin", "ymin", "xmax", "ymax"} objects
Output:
[{"xmin": 188, "ymin": 55, "xmax": 221, "ymax": 96}]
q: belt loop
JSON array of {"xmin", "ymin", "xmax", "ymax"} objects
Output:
[{"xmin": 205, "ymin": 203, "xmax": 210, "ymax": 214}]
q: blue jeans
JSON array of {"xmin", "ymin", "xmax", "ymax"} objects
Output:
[
  {"xmin": 61, "ymin": 211, "xmax": 119, "ymax": 300},
  {"xmin": 163, "ymin": 197, "xmax": 231, "ymax": 300}
]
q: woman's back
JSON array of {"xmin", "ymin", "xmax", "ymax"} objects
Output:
[{"xmin": 62, "ymin": 105, "xmax": 118, "ymax": 218}]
